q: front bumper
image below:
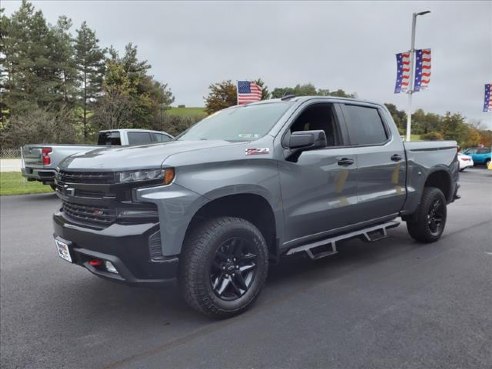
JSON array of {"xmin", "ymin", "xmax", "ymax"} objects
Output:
[{"xmin": 53, "ymin": 212, "xmax": 179, "ymax": 286}]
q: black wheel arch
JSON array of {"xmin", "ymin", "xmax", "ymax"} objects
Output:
[
  {"xmin": 184, "ymin": 193, "xmax": 279, "ymax": 262},
  {"xmin": 424, "ymin": 169, "xmax": 453, "ymax": 203}
]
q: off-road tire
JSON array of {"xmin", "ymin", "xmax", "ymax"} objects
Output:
[
  {"xmin": 178, "ymin": 217, "xmax": 269, "ymax": 319},
  {"xmin": 406, "ymin": 186, "xmax": 447, "ymax": 243}
]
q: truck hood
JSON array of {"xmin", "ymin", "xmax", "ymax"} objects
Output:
[{"xmin": 60, "ymin": 140, "xmax": 236, "ymax": 171}]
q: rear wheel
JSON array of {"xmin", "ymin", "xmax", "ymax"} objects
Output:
[
  {"xmin": 406, "ymin": 187, "xmax": 447, "ymax": 243},
  {"xmin": 178, "ymin": 217, "xmax": 269, "ymax": 319}
]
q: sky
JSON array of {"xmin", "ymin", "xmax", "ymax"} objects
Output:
[{"xmin": 3, "ymin": 0, "xmax": 492, "ymax": 128}]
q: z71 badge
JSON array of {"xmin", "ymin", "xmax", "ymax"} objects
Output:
[{"xmin": 245, "ymin": 148, "xmax": 270, "ymax": 156}]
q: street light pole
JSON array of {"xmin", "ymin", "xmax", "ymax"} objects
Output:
[{"xmin": 406, "ymin": 10, "xmax": 430, "ymax": 142}]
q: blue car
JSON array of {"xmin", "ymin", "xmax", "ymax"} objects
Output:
[{"xmin": 463, "ymin": 147, "xmax": 492, "ymax": 166}]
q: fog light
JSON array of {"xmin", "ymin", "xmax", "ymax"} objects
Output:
[
  {"xmin": 104, "ymin": 261, "xmax": 118, "ymax": 274},
  {"xmin": 89, "ymin": 259, "xmax": 103, "ymax": 267}
]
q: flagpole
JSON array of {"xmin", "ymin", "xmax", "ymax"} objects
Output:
[
  {"xmin": 406, "ymin": 10, "xmax": 430, "ymax": 142},
  {"xmin": 236, "ymin": 80, "xmax": 239, "ymax": 106}
]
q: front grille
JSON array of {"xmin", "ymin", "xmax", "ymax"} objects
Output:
[
  {"xmin": 59, "ymin": 170, "xmax": 115, "ymax": 184},
  {"xmin": 75, "ymin": 189, "xmax": 115, "ymax": 198},
  {"xmin": 63, "ymin": 201, "xmax": 116, "ymax": 226}
]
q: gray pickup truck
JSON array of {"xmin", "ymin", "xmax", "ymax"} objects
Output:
[
  {"xmin": 21, "ymin": 129, "xmax": 173, "ymax": 188},
  {"xmin": 53, "ymin": 96, "xmax": 459, "ymax": 318}
]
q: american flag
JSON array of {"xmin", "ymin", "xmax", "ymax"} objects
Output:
[
  {"xmin": 237, "ymin": 81, "xmax": 262, "ymax": 105},
  {"xmin": 394, "ymin": 52, "xmax": 411, "ymax": 94},
  {"xmin": 414, "ymin": 49, "xmax": 431, "ymax": 91},
  {"xmin": 484, "ymin": 84, "xmax": 492, "ymax": 112}
]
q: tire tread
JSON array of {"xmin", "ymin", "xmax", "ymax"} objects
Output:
[{"xmin": 178, "ymin": 217, "xmax": 268, "ymax": 319}]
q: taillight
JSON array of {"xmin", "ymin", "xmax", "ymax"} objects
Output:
[{"xmin": 41, "ymin": 147, "xmax": 52, "ymax": 166}]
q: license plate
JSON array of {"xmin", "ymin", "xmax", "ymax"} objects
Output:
[{"xmin": 55, "ymin": 238, "xmax": 72, "ymax": 263}]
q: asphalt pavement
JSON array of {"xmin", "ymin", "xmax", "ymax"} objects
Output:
[{"xmin": 1, "ymin": 168, "xmax": 491, "ymax": 369}]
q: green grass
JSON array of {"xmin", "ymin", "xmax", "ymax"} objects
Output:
[
  {"xmin": 166, "ymin": 107, "xmax": 206, "ymax": 118},
  {"xmin": 0, "ymin": 172, "xmax": 53, "ymax": 196},
  {"xmin": 410, "ymin": 134, "xmax": 422, "ymax": 141}
]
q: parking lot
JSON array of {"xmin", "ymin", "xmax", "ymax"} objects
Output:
[{"xmin": 1, "ymin": 168, "xmax": 491, "ymax": 369}]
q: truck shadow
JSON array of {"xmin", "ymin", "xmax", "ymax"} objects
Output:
[{"xmin": 64, "ymin": 227, "xmax": 417, "ymax": 324}]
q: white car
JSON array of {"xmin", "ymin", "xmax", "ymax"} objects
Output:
[{"xmin": 458, "ymin": 152, "xmax": 474, "ymax": 171}]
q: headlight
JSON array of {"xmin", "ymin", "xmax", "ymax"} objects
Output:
[{"xmin": 116, "ymin": 168, "xmax": 175, "ymax": 185}]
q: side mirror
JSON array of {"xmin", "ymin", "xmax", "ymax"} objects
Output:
[
  {"xmin": 286, "ymin": 130, "xmax": 327, "ymax": 162},
  {"xmin": 288, "ymin": 130, "xmax": 327, "ymax": 150}
]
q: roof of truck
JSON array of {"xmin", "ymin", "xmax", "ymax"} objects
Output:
[{"xmin": 245, "ymin": 95, "xmax": 380, "ymax": 106}]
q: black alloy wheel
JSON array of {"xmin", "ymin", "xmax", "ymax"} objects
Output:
[
  {"xmin": 406, "ymin": 186, "xmax": 447, "ymax": 243},
  {"xmin": 427, "ymin": 198, "xmax": 445, "ymax": 236},
  {"xmin": 179, "ymin": 217, "xmax": 269, "ymax": 319},
  {"xmin": 210, "ymin": 237, "xmax": 257, "ymax": 301}
]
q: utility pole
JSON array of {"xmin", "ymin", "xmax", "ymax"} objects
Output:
[{"xmin": 406, "ymin": 10, "xmax": 431, "ymax": 142}]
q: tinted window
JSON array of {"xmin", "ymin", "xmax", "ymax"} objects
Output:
[
  {"xmin": 152, "ymin": 133, "xmax": 172, "ymax": 143},
  {"xmin": 477, "ymin": 148, "xmax": 491, "ymax": 154},
  {"xmin": 344, "ymin": 105, "xmax": 388, "ymax": 145},
  {"xmin": 289, "ymin": 103, "xmax": 341, "ymax": 146},
  {"xmin": 128, "ymin": 132, "xmax": 152, "ymax": 145},
  {"xmin": 97, "ymin": 132, "xmax": 121, "ymax": 146}
]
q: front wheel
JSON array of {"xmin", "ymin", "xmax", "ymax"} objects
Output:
[
  {"xmin": 406, "ymin": 187, "xmax": 447, "ymax": 243},
  {"xmin": 178, "ymin": 217, "xmax": 269, "ymax": 319}
]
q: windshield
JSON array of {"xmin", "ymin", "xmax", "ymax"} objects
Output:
[{"xmin": 178, "ymin": 102, "xmax": 292, "ymax": 141}]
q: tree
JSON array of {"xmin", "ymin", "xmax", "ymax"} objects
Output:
[
  {"xmin": 0, "ymin": 8, "xmax": 10, "ymax": 124},
  {"xmin": 0, "ymin": 1, "xmax": 54, "ymax": 113},
  {"xmin": 0, "ymin": 106, "xmax": 78, "ymax": 147},
  {"xmin": 440, "ymin": 112, "xmax": 469, "ymax": 146},
  {"xmin": 74, "ymin": 21, "xmax": 105, "ymax": 140},
  {"xmin": 461, "ymin": 126, "xmax": 482, "ymax": 148},
  {"xmin": 92, "ymin": 58, "xmax": 133, "ymax": 130},
  {"xmin": 93, "ymin": 43, "xmax": 174, "ymax": 131},
  {"xmin": 50, "ymin": 16, "xmax": 78, "ymax": 106},
  {"xmin": 322, "ymin": 88, "xmax": 355, "ymax": 98},
  {"xmin": 478, "ymin": 130, "xmax": 492, "ymax": 147},
  {"xmin": 0, "ymin": 1, "xmax": 80, "ymax": 143},
  {"xmin": 204, "ymin": 80, "xmax": 237, "ymax": 114},
  {"xmin": 254, "ymin": 78, "xmax": 270, "ymax": 100},
  {"xmin": 384, "ymin": 103, "xmax": 407, "ymax": 134},
  {"xmin": 271, "ymin": 83, "xmax": 317, "ymax": 98},
  {"xmin": 271, "ymin": 84, "xmax": 355, "ymax": 99}
]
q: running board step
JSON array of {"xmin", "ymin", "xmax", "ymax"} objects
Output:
[{"xmin": 286, "ymin": 221, "xmax": 400, "ymax": 260}]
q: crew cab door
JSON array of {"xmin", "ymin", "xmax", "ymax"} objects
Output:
[
  {"xmin": 278, "ymin": 102, "xmax": 358, "ymax": 245},
  {"xmin": 339, "ymin": 103, "xmax": 407, "ymax": 222}
]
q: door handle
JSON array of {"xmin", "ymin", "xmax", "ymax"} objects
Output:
[
  {"xmin": 391, "ymin": 154, "xmax": 403, "ymax": 162},
  {"xmin": 337, "ymin": 158, "xmax": 354, "ymax": 166}
]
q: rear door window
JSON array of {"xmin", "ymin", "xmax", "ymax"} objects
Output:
[
  {"xmin": 343, "ymin": 105, "xmax": 388, "ymax": 146},
  {"xmin": 97, "ymin": 131, "xmax": 121, "ymax": 146},
  {"xmin": 128, "ymin": 132, "xmax": 152, "ymax": 145},
  {"xmin": 152, "ymin": 133, "xmax": 172, "ymax": 143}
]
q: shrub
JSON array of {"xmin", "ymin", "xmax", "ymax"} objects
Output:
[{"xmin": 421, "ymin": 132, "xmax": 444, "ymax": 141}]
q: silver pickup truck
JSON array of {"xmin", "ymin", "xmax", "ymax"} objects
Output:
[
  {"xmin": 21, "ymin": 129, "xmax": 173, "ymax": 188},
  {"xmin": 53, "ymin": 96, "xmax": 459, "ymax": 318}
]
